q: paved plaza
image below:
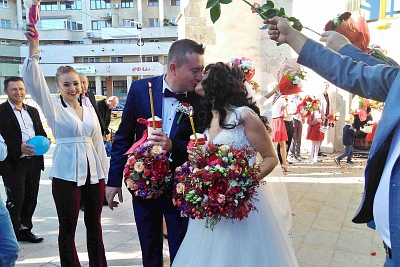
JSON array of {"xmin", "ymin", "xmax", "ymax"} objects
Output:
[{"xmin": 0, "ymin": 149, "xmax": 386, "ymax": 267}]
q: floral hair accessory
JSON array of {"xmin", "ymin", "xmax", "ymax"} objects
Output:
[
  {"xmin": 229, "ymin": 57, "xmax": 255, "ymax": 82},
  {"xmin": 176, "ymin": 102, "xmax": 193, "ymax": 124},
  {"xmin": 172, "ymin": 143, "xmax": 261, "ymax": 231},
  {"xmin": 124, "ymin": 142, "xmax": 172, "ymax": 199}
]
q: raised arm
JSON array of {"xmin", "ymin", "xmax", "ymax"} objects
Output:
[{"xmin": 22, "ymin": 23, "xmax": 56, "ymax": 123}]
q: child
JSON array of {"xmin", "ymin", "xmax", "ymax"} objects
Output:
[
  {"xmin": 306, "ymin": 100, "xmax": 325, "ymax": 164},
  {"xmin": 335, "ymin": 114, "xmax": 363, "ymax": 165}
]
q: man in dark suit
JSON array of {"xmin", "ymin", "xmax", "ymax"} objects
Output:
[
  {"xmin": 97, "ymin": 95, "xmax": 119, "ymax": 138},
  {"xmin": 0, "ymin": 76, "xmax": 47, "ymax": 243},
  {"xmin": 267, "ymin": 16, "xmax": 400, "ymax": 266},
  {"xmin": 79, "ymin": 73, "xmax": 106, "ymax": 133},
  {"xmin": 106, "ymin": 39, "xmax": 205, "ymax": 267}
]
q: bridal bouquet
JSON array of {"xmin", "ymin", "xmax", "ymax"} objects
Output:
[
  {"xmin": 296, "ymin": 95, "xmax": 317, "ymax": 118},
  {"xmin": 124, "ymin": 142, "xmax": 172, "ymax": 199},
  {"xmin": 173, "ymin": 144, "xmax": 261, "ymax": 230}
]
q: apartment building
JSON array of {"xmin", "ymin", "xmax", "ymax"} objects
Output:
[{"xmin": 0, "ymin": 0, "xmax": 181, "ymax": 102}]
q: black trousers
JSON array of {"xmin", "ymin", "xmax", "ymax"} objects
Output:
[
  {"xmin": 277, "ymin": 120, "xmax": 294, "ymax": 164},
  {"xmin": 2, "ymin": 156, "xmax": 42, "ymax": 237}
]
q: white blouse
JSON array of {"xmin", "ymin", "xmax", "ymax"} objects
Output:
[{"xmin": 22, "ymin": 54, "xmax": 109, "ymax": 186}]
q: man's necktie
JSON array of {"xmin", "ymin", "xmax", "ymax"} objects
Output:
[{"xmin": 164, "ymin": 89, "xmax": 187, "ymax": 102}]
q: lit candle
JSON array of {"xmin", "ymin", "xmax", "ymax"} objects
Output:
[
  {"xmin": 189, "ymin": 110, "xmax": 200, "ymax": 150},
  {"xmin": 148, "ymin": 82, "xmax": 156, "ymax": 130}
]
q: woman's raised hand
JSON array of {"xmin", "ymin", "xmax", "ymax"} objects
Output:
[{"xmin": 24, "ymin": 23, "xmax": 40, "ymax": 56}]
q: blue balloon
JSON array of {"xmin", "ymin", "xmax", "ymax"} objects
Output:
[{"xmin": 27, "ymin": 136, "xmax": 50, "ymax": 156}]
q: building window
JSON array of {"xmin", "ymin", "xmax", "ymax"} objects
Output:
[
  {"xmin": 36, "ymin": 19, "xmax": 67, "ymax": 30},
  {"xmin": 149, "ymin": 18, "xmax": 159, "ymax": 27},
  {"xmin": 121, "ymin": 0, "xmax": 134, "ymax": 8},
  {"xmin": 142, "ymin": 55, "xmax": 159, "ymax": 62},
  {"xmin": 61, "ymin": 0, "xmax": 82, "ymax": 10},
  {"xmin": 68, "ymin": 21, "xmax": 83, "ymax": 31},
  {"xmin": 170, "ymin": 18, "xmax": 177, "ymax": 26},
  {"xmin": 0, "ymin": 56, "xmax": 23, "ymax": 63},
  {"xmin": 83, "ymin": 57, "xmax": 100, "ymax": 63},
  {"xmin": 91, "ymin": 0, "xmax": 111, "ymax": 9},
  {"xmin": 0, "ymin": 0, "xmax": 8, "ymax": 8},
  {"xmin": 111, "ymin": 56, "xmax": 123, "ymax": 62},
  {"xmin": 171, "ymin": 0, "xmax": 180, "ymax": 6},
  {"xmin": 40, "ymin": 1, "xmax": 58, "ymax": 11},
  {"xmin": 0, "ymin": 19, "xmax": 11, "ymax": 29},
  {"xmin": 123, "ymin": 20, "xmax": 136, "ymax": 27},
  {"xmin": 148, "ymin": 0, "xmax": 158, "ymax": 6},
  {"xmin": 149, "ymin": 39, "xmax": 159, "ymax": 42},
  {"xmin": 113, "ymin": 80, "xmax": 128, "ymax": 93},
  {"xmin": 92, "ymin": 20, "xmax": 112, "ymax": 30}
]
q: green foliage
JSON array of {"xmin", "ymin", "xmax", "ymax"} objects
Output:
[{"xmin": 206, "ymin": 0, "xmax": 303, "ymax": 32}]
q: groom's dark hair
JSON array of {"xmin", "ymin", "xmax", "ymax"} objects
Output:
[{"xmin": 167, "ymin": 39, "xmax": 205, "ymax": 67}]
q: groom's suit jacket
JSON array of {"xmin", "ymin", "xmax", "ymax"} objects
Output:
[
  {"xmin": 107, "ymin": 75, "xmax": 200, "ymax": 188},
  {"xmin": 298, "ymin": 39, "xmax": 400, "ymax": 263}
]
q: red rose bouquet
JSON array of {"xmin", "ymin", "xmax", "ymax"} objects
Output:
[
  {"xmin": 324, "ymin": 12, "xmax": 399, "ymax": 66},
  {"xmin": 296, "ymin": 95, "xmax": 317, "ymax": 118},
  {"xmin": 173, "ymin": 144, "xmax": 261, "ymax": 230},
  {"xmin": 274, "ymin": 58, "xmax": 306, "ymax": 96},
  {"xmin": 124, "ymin": 142, "xmax": 172, "ymax": 199}
]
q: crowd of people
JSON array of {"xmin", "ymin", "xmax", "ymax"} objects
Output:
[{"xmin": 0, "ymin": 16, "xmax": 396, "ymax": 267}]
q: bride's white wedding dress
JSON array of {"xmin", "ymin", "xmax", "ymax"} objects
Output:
[{"xmin": 172, "ymin": 106, "xmax": 298, "ymax": 267}]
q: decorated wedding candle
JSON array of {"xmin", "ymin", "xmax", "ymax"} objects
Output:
[
  {"xmin": 147, "ymin": 116, "xmax": 162, "ymax": 137},
  {"xmin": 148, "ymin": 82, "xmax": 156, "ymax": 130},
  {"xmin": 188, "ymin": 133, "xmax": 207, "ymax": 150}
]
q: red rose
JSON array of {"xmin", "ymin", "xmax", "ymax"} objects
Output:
[
  {"xmin": 150, "ymin": 177, "xmax": 158, "ymax": 184},
  {"xmin": 144, "ymin": 169, "xmax": 151, "ymax": 177},
  {"xmin": 324, "ymin": 20, "xmax": 334, "ymax": 31},
  {"xmin": 230, "ymin": 186, "xmax": 241, "ymax": 195},
  {"xmin": 338, "ymin": 12, "xmax": 351, "ymax": 21}
]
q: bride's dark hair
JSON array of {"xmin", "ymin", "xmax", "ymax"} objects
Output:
[{"xmin": 197, "ymin": 62, "xmax": 270, "ymax": 133}]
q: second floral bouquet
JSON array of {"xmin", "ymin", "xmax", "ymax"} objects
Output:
[{"xmin": 172, "ymin": 144, "xmax": 261, "ymax": 230}]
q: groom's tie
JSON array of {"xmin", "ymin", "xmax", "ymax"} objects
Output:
[{"xmin": 164, "ymin": 89, "xmax": 187, "ymax": 102}]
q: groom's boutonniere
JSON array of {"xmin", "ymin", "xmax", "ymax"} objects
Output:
[{"xmin": 176, "ymin": 102, "xmax": 193, "ymax": 124}]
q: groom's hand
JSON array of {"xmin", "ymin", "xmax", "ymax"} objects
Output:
[
  {"xmin": 148, "ymin": 131, "xmax": 172, "ymax": 152},
  {"xmin": 106, "ymin": 186, "xmax": 123, "ymax": 210}
]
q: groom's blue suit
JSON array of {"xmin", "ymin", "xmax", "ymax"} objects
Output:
[
  {"xmin": 108, "ymin": 75, "xmax": 200, "ymax": 266},
  {"xmin": 298, "ymin": 39, "xmax": 400, "ymax": 265}
]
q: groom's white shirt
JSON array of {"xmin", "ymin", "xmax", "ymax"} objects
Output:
[
  {"xmin": 0, "ymin": 134, "xmax": 7, "ymax": 161},
  {"xmin": 373, "ymin": 122, "xmax": 400, "ymax": 248}
]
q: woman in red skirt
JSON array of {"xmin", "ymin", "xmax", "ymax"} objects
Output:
[
  {"xmin": 306, "ymin": 100, "xmax": 325, "ymax": 164},
  {"xmin": 271, "ymin": 96, "xmax": 290, "ymax": 172}
]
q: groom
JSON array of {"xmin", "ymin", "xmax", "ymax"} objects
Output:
[{"xmin": 106, "ymin": 39, "xmax": 205, "ymax": 266}]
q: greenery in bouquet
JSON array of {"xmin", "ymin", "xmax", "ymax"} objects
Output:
[
  {"xmin": 124, "ymin": 142, "xmax": 172, "ymax": 199},
  {"xmin": 296, "ymin": 95, "xmax": 317, "ymax": 118},
  {"xmin": 173, "ymin": 144, "xmax": 261, "ymax": 231},
  {"xmin": 285, "ymin": 69, "xmax": 306, "ymax": 86}
]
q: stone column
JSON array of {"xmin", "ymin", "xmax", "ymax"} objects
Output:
[
  {"xmin": 127, "ymin": 75, "xmax": 133, "ymax": 93},
  {"xmin": 16, "ymin": 0, "xmax": 23, "ymax": 29},
  {"xmin": 159, "ymin": 0, "xmax": 164, "ymax": 26}
]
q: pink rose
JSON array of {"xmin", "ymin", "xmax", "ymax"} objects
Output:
[{"xmin": 217, "ymin": 194, "xmax": 226, "ymax": 203}]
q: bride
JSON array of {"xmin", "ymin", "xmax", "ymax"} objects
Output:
[{"xmin": 172, "ymin": 62, "xmax": 298, "ymax": 266}]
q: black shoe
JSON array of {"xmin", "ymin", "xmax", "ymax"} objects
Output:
[
  {"xmin": 18, "ymin": 231, "xmax": 44, "ymax": 243},
  {"xmin": 318, "ymin": 152, "xmax": 327, "ymax": 157}
]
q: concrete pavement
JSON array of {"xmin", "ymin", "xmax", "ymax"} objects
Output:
[{"xmin": 0, "ymin": 151, "xmax": 386, "ymax": 267}]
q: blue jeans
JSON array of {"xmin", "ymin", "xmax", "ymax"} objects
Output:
[
  {"xmin": 0, "ymin": 194, "xmax": 19, "ymax": 267},
  {"xmin": 337, "ymin": 145, "xmax": 353, "ymax": 163}
]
